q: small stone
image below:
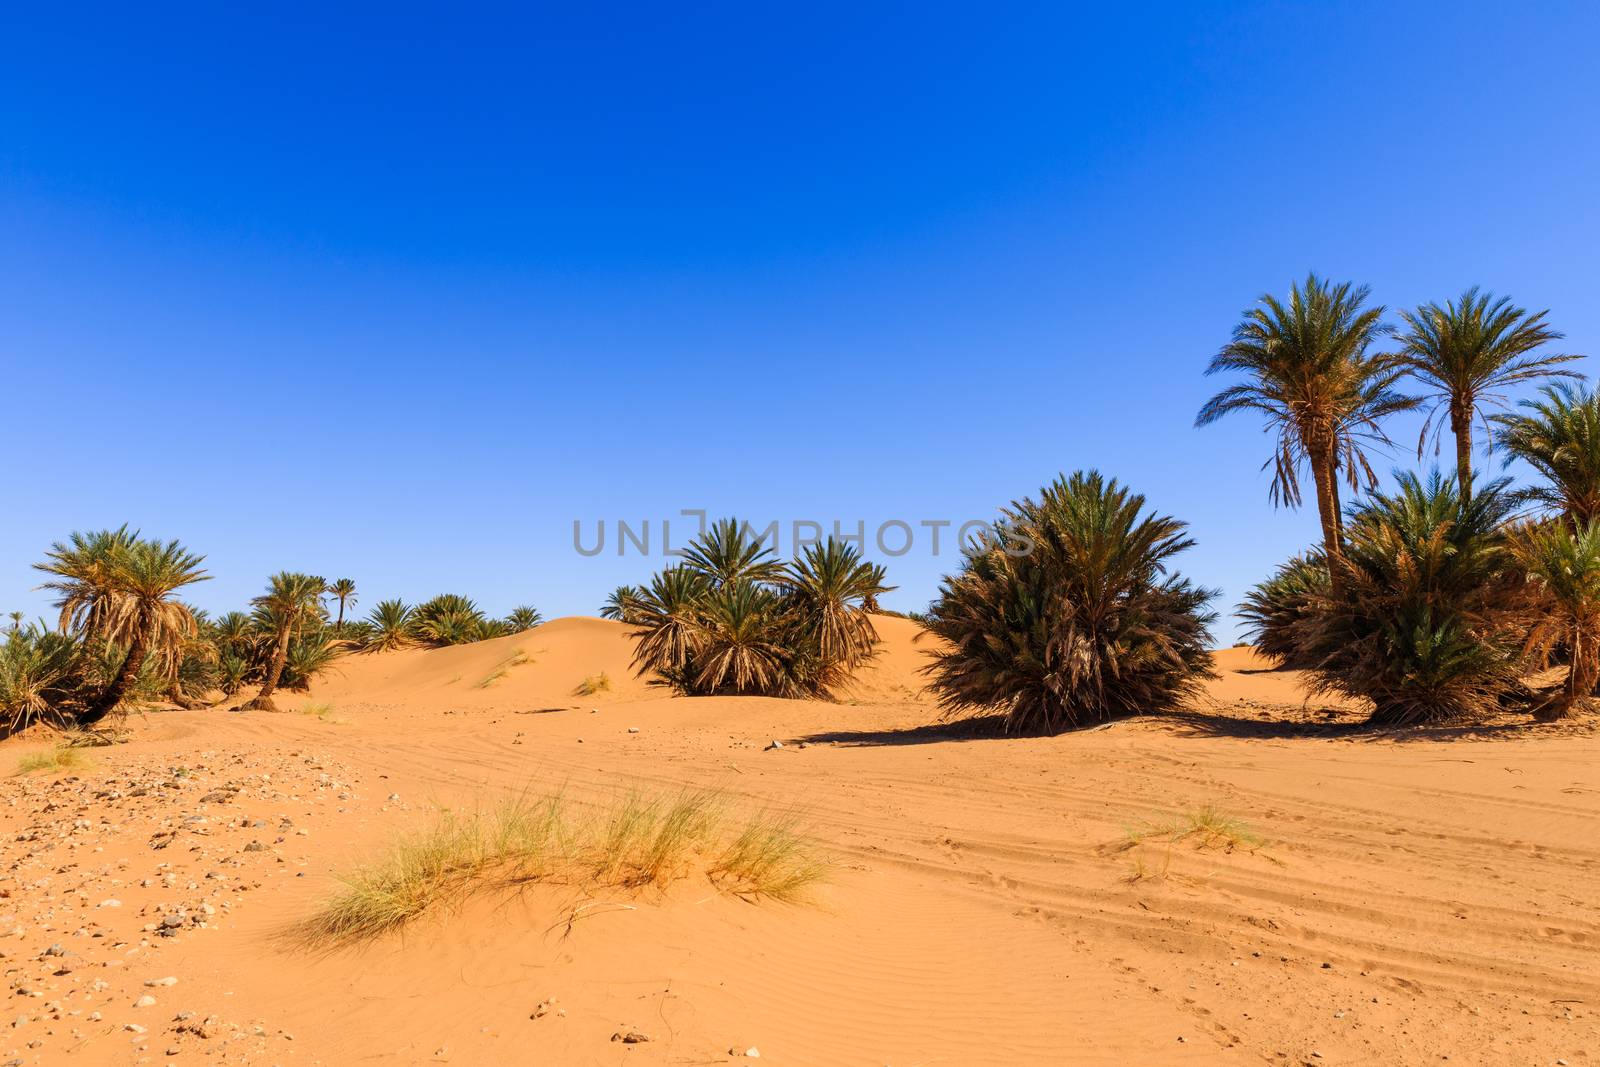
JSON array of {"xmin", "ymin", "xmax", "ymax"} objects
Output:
[
  {"xmin": 135, "ymin": 995, "xmax": 157, "ymax": 1008},
  {"xmin": 613, "ymin": 1030, "xmax": 651, "ymax": 1043},
  {"xmin": 744, "ymin": 1048, "xmax": 761, "ymax": 1059},
  {"xmin": 124, "ymin": 1022, "xmax": 147, "ymax": 1033},
  {"xmin": 98, "ymin": 899, "xmax": 122, "ymax": 909},
  {"xmin": 627, "ymin": 727, "xmax": 640, "ymax": 734},
  {"xmin": 766, "ymin": 740, "xmax": 783, "ymax": 750},
  {"xmin": 144, "ymin": 977, "xmax": 178, "ymax": 987}
]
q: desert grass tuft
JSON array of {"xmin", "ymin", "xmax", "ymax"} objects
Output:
[
  {"xmin": 13, "ymin": 745, "xmax": 88, "ymax": 776},
  {"xmin": 575, "ymin": 671, "xmax": 612, "ymax": 696},
  {"xmin": 297, "ymin": 702, "xmax": 348, "ymax": 724},
  {"xmin": 1123, "ymin": 803, "xmax": 1267, "ymax": 854},
  {"xmin": 477, "ymin": 650, "xmax": 530, "ymax": 689},
  {"xmin": 294, "ymin": 786, "xmax": 826, "ymax": 947},
  {"xmin": 712, "ymin": 810, "xmax": 830, "ymax": 901}
]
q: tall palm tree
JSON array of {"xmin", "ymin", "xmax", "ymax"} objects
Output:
[
  {"xmin": 328, "ymin": 578, "xmax": 358, "ymax": 631},
  {"xmin": 1197, "ymin": 274, "xmax": 1417, "ymax": 584},
  {"xmin": 35, "ymin": 530, "xmax": 210, "ymax": 724},
  {"xmin": 1510, "ymin": 519, "xmax": 1600, "ymax": 720},
  {"xmin": 628, "ymin": 566, "xmax": 710, "ymax": 686},
  {"xmin": 1493, "ymin": 383, "xmax": 1600, "ymax": 526},
  {"xmin": 243, "ymin": 572, "xmax": 326, "ymax": 711},
  {"xmin": 1396, "ymin": 287, "xmax": 1581, "ymax": 501}
]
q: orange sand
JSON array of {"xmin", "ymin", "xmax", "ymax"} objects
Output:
[{"xmin": 1, "ymin": 617, "xmax": 1595, "ymax": 1065}]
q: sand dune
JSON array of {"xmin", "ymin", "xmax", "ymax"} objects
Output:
[{"xmin": 2, "ymin": 618, "xmax": 1596, "ymax": 1065}]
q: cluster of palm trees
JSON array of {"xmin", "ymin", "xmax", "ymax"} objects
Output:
[
  {"xmin": 0, "ymin": 533, "xmax": 544, "ymax": 731},
  {"xmin": 1208, "ymin": 275, "xmax": 1594, "ymax": 723},
  {"xmin": 620, "ymin": 519, "xmax": 892, "ymax": 698}
]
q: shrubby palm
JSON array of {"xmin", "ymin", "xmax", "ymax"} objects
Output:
[
  {"xmin": 1198, "ymin": 275, "xmax": 1416, "ymax": 582},
  {"xmin": 0, "ymin": 624, "xmax": 82, "ymax": 732},
  {"xmin": 1396, "ymin": 288, "xmax": 1580, "ymax": 501},
  {"xmin": 1237, "ymin": 551, "xmax": 1328, "ymax": 669},
  {"xmin": 504, "ymin": 605, "xmax": 543, "ymax": 632},
  {"xmin": 600, "ymin": 585, "xmax": 646, "ymax": 623},
  {"xmin": 412, "ymin": 594, "xmax": 489, "ymax": 646},
  {"xmin": 1494, "ymin": 383, "xmax": 1600, "ymax": 525},
  {"xmin": 1509, "ymin": 519, "xmax": 1600, "ymax": 719},
  {"xmin": 365, "ymin": 599, "xmax": 416, "ymax": 652},
  {"xmin": 627, "ymin": 522, "xmax": 891, "ymax": 698},
  {"xmin": 1294, "ymin": 473, "xmax": 1527, "ymax": 726},
  {"xmin": 923, "ymin": 471, "xmax": 1217, "ymax": 733}
]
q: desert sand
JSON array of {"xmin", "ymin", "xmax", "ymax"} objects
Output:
[{"xmin": 2, "ymin": 616, "xmax": 1596, "ymax": 1065}]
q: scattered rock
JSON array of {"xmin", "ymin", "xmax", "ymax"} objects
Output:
[{"xmin": 612, "ymin": 1029, "xmax": 651, "ymax": 1043}]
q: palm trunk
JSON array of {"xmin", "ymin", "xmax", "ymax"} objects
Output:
[
  {"xmin": 1451, "ymin": 406, "xmax": 1474, "ymax": 503},
  {"xmin": 1309, "ymin": 445, "xmax": 1344, "ymax": 594},
  {"xmin": 79, "ymin": 626, "xmax": 148, "ymax": 726},
  {"xmin": 336, "ymin": 600, "xmax": 346, "ymax": 631},
  {"xmin": 244, "ymin": 625, "xmax": 293, "ymax": 711},
  {"xmin": 1546, "ymin": 625, "xmax": 1597, "ymax": 721}
]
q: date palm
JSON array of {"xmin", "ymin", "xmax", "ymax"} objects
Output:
[
  {"xmin": 1493, "ymin": 383, "xmax": 1600, "ymax": 526},
  {"xmin": 365, "ymin": 599, "xmax": 416, "ymax": 652},
  {"xmin": 1197, "ymin": 274, "xmax": 1416, "ymax": 584},
  {"xmin": 782, "ymin": 539, "xmax": 893, "ymax": 671},
  {"xmin": 691, "ymin": 584, "xmax": 793, "ymax": 696},
  {"xmin": 600, "ymin": 585, "xmax": 646, "ymax": 623},
  {"xmin": 328, "ymin": 578, "xmax": 358, "ymax": 631},
  {"xmin": 35, "ymin": 530, "xmax": 210, "ymax": 724},
  {"xmin": 678, "ymin": 517, "xmax": 785, "ymax": 590},
  {"xmin": 924, "ymin": 471, "xmax": 1216, "ymax": 732},
  {"xmin": 627, "ymin": 566, "xmax": 710, "ymax": 687},
  {"xmin": 1397, "ymin": 287, "xmax": 1581, "ymax": 501},
  {"xmin": 243, "ymin": 572, "xmax": 326, "ymax": 710},
  {"xmin": 504, "ymin": 605, "xmax": 543, "ymax": 632},
  {"xmin": 1510, "ymin": 519, "xmax": 1600, "ymax": 720}
]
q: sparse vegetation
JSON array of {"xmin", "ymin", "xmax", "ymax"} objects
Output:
[
  {"xmin": 13, "ymin": 744, "xmax": 89, "ymax": 776},
  {"xmin": 293, "ymin": 787, "xmax": 829, "ymax": 946},
  {"xmin": 575, "ymin": 671, "xmax": 611, "ymax": 695},
  {"xmin": 476, "ymin": 650, "xmax": 529, "ymax": 688}
]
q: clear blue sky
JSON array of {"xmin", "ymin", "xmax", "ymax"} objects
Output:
[{"xmin": 3, "ymin": 3, "xmax": 1597, "ymax": 644}]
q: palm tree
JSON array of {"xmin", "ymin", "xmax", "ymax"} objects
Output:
[
  {"xmin": 1510, "ymin": 519, "xmax": 1600, "ymax": 720},
  {"xmin": 691, "ymin": 584, "xmax": 793, "ymax": 696},
  {"xmin": 35, "ymin": 531, "xmax": 210, "ymax": 724},
  {"xmin": 1197, "ymin": 274, "xmax": 1417, "ymax": 583},
  {"xmin": 924, "ymin": 471, "xmax": 1216, "ymax": 733},
  {"xmin": 782, "ymin": 539, "xmax": 892, "ymax": 672},
  {"xmin": 412, "ymin": 594, "xmax": 488, "ymax": 646},
  {"xmin": 1396, "ymin": 287, "xmax": 1581, "ymax": 501},
  {"xmin": 678, "ymin": 518, "xmax": 786, "ymax": 590},
  {"xmin": 1493, "ymin": 383, "xmax": 1600, "ymax": 526},
  {"xmin": 365, "ymin": 599, "xmax": 415, "ymax": 652},
  {"xmin": 504, "ymin": 605, "xmax": 543, "ymax": 632},
  {"xmin": 600, "ymin": 585, "xmax": 646, "ymax": 623},
  {"xmin": 1297, "ymin": 472, "xmax": 1524, "ymax": 726},
  {"xmin": 243, "ymin": 572, "xmax": 326, "ymax": 710},
  {"xmin": 328, "ymin": 579, "xmax": 358, "ymax": 631},
  {"xmin": 628, "ymin": 566, "xmax": 710, "ymax": 687}
]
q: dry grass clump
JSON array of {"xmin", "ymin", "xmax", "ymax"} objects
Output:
[
  {"xmin": 574, "ymin": 671, "xmax": 611, "ymax": 696},
  {"xmin": 1118, "ymin": 804, "xmax": 1267, "ymax": 883},
  {"xmin": 295, "ymin": 787, "xmax": 828, "ymax": 947},
  {"xmin": 476, "ymin": 650, "xmax": 529, "ymax": 689},
  {"xmin": 297, "ymin": 702, "xmax": 348, "ymax": 724},
  {"xmin": 13, "ymin": 744, "xmax": 89, "ymax": 776}
]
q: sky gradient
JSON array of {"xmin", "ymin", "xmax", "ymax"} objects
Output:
[{"xmin": 4, "ymin": 2, "xmax": 1598, "ymax": 643}]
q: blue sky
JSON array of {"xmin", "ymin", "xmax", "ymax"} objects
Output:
[{"xmin": 3, "ymin": 2, "xmax": 1597, "ymax": 644}]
